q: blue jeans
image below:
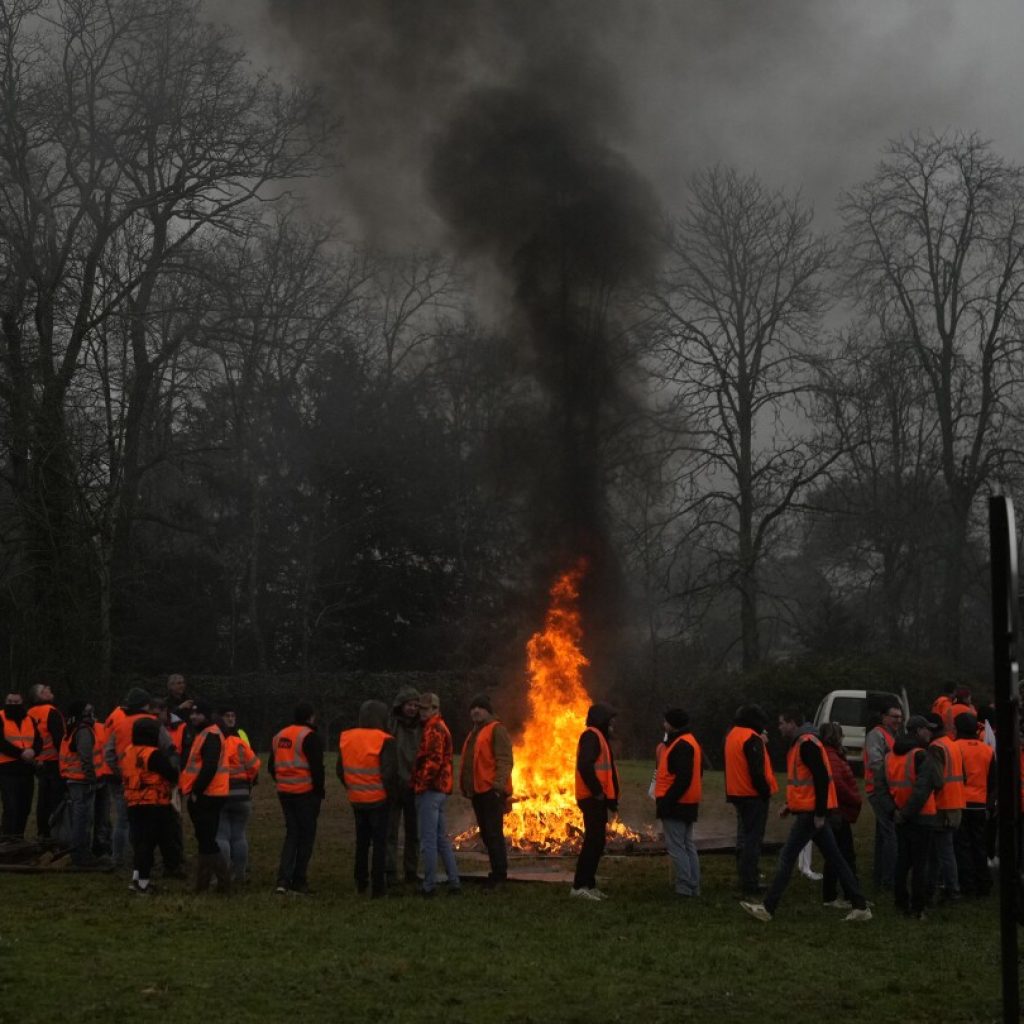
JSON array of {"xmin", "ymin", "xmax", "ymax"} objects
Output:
[
  {"xmin": 416, "ymin": 790, "xmax": 460, "ymax": 893},
  {"xmin": 764, "ymin": 812, "xmax": 866, "ymax": 915},
  {"xmin": 67, "ymin": 782, "xmax": 96, "ymax": 865},
  {"xmin": 216, "ymin": 798, "xmax": 252, "ymax": 881},
  {"xmin": 662, "ymin": 818, "xmax": 700, "ymax": 895}
]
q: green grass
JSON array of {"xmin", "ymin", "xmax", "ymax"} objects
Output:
[{"xmin": 0, "ymin": 764, "xmax": 1013, "ymax": 1023}]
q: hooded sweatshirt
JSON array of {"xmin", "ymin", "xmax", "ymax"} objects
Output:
[
  {"xmin": 576, "ymin": 703, "xmax": 620, "ymax": 811},
  {"xmin": 388, "ymin": 685, "xmax": 423, "ymax": 790},
  {"xmin": 337, "ymin": 699, "xmax": 399, "ymax": 807}
]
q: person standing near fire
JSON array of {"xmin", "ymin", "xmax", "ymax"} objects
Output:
[
  {"xmin": 571, "ymin": 703, "xmax": 619, "ymax": 901},
  {"xmin": 655, "ymin": 708, "xmax": 703, "ymax": 897},
  {"xmin": 459, "ymin": 693, "xmax": 513, "ymax": 890}
]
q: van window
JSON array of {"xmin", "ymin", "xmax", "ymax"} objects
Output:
[{"xmin": 828, "ymin": 696, "xmax": 867, "ymax": 728}]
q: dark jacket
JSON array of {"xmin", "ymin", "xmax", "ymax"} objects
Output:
[
  {"xmin": 387, "ymin": 685, "xmax": 423, "ymax": 791},
  {"xmin": 576, "ymin": 703, "xmax": 619, "ymax": 812},
  {"xmin": 791, "ymin": 725, "xmax": 831, "ymax": 817},
  {"xmin": 337, "ymin": 699, "xmax": 400, "ymax": 807},
  {"xmin": 0, "ymin": 706, "xmax": 41, "ymax": 775},
  {"xmin": 726, "ymin": 706, "xmax": 772, "ymax": 802},
  {"xmin": 656, "ymin": 728, "xmax": 702, "ymax": 822}
]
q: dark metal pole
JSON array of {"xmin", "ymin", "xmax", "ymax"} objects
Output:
[{"xmin": 989, "ymin": 495, "xmax": 1020, "ymax": 1024}]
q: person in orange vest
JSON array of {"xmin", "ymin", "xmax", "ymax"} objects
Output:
[
  {"xmin": 863, "ymin": 701, "xmax": 902, "ymax": 892},
  {"xmin": 0, "ymin": 692, "xmax": 41, "ymax": 838},
  {"xmin": 216, "ymin": 705, "xmax": 260, "ymax": 884},
  {"xmin": 59, "ymin": 701, "xmax": 110, "ymax": 868},
  {"xmin": 411, "ymin": 692, "xmax": 461, "ymax": 897},
  {"xmin": 930, "ymin": 682, "xmax": 956, "ymax": 729},
  {"xmin": 952, "ymin": 711, "xmax": 995, "ymax": 898},
  {"xmin": 723, "ymin": 704, "xmax": 777, "ymax": 896},
  {"xmin": 945, "ymin": 687, "xmax": 976, "ymax": 735},
  {"xmin": 269, "ymin": 702, "xmax": 325, "ymax": 895},
  {"xmin": 655, "ymin": 708, "xmax": 703, "ymax": 897},
  {"xmin": 571, "ymin": 702, "xmax": 619, "ymax": 901},
  {"xmin": 122, "ymin": 716, "xmax": 180, "ymax": 895},
  {"xmin": 179, "ymin": 701, "xmax": 232, "ymax": 892},
  {"xmin": 338, "ymin": 699, "xmax": 399, "ymax": 898},
  {"xmin": 741, "ymin": 709, "xmax": 871, "ymax": 922},
  {"xmin": 924, "ymin": 711, "xmax": 965, "ymax": 903},
  {"xmin": 889, "ymin": 714, "xmax": 942, "ymax": 919},
  {"xmin": 27, "ymin": 681, "xmax": 65, "ymax": 839},
  {"xmin": 459, "ymin": 693, "xmax": 514, "ymax": 891}
]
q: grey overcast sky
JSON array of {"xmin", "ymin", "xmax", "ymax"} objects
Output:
[{"xmin": 208, "ymin": 0, "xmax": 1024, "ymax": 240}]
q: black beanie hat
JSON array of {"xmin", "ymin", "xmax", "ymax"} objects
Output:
[
  {"xmin": 664, "ymin": 708, "xmax": 689, "ymax": 730},
  {"xmin": 469, "ymin": 693, "xmax": 493, "ymax": 713}
]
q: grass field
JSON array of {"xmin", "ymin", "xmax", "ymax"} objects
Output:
[{"xmin": 0, "ymin": 762, "xmax": 1014, "ymax": 1024}]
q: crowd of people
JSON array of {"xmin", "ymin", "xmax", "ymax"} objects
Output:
[{"xmin": 0, "ymin": 677, "xmax": 1016, "ymax": 915}]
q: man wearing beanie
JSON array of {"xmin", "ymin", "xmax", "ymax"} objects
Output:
[
  {"xmin": 459, "ymin": 693, "xmax": 513, "ymax": 890},
  {"xmin": 953, "ymin": 712, "xmax": 994, "ymax": 898},
  {"xmin": 571, "ymin": 703, "xmax": 620, "ymax": 900},
  {"xmin": 655, "ymin": 709, "xmax": 703, "ymax": 897}
]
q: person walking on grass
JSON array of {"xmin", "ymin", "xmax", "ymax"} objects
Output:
[
  {"xmin": 411, "ymin": 693, "xmax": 461, "ymax": 897},
  {"xmin": 571, "ymin": 703, "xmax": 619, "ymax": 901},
  {"xmin": 740, "ymin": 709, "xmax": 871, "ymax": 923},
  {"xmin": 459, "ymin": 693, "xmax": 513, "ymax": 891},
  {"xmin": 819, "ymin": 722, "xmax": 863, "ymax": 909},
  {"xmin": 655, "ymin": 708, "xmax": 702, "ymax": 898},
  {"xmin": 339, "ymin": 699, "xmax": 399, "ymax": 898}
]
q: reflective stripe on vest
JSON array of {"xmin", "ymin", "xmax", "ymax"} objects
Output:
[
  {"xmin": 122, "ymin": 744, "xmax": 173, "ymax": 806},
  {"xmin": 955, "ymin": 738, "xmax": 994, "ymax": 805},
  {"xmin": 461, "ymin": 719, "xmax": 513, "ymax": 796},
  {"xmin": 340, "ymin": 727, "xmax": 389, "ymax": 803},
  {"xmin": 785, "ymin": 733, "xmax": 838, "ymax": 813},
  {"xmin": 932, "ymin": 736, "xmax": 966, "ymax": 810},
  {"xmin": 108, "ymin": 710, "xmax": 157, "ymax": 767},
  {"xmin": 272, "ymin": 725, "xmax": 313, "ymax": 794},
  {"xmin": 179, "ymin": 724, "xmax": 230, "ymax": 796},
  {"xmin": 0, "ymin": 711, "xmax": 35, "ymax": 764},
  {"xmin": 59, "ymin": 723, "xmax": 106, "ymax": 781},
  {"xmin": 863, "ymin": 726, "xmax": 895, "ymax": 795},
  {"xmin": 574, "ymin": 726, "xmax": 615, "ymax": 800},
  {"xmin": 886, "ymin": 749, "xmax": 937, "ymax": 815},
  {"xmin": 28, "ymin": 704, "xmax": 62, "ymax": 762},
  {"xmin": 654, "ymin": 733, "xmax": 703, "ymax": 804},
  {"xmin": 724, "ymin": 726, "xmax": 778, "ymax": 797}
]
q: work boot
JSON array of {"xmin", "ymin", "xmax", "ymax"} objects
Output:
[
  {"xmin": 211, "ymin": 854, "xmax": 232, "ymax": 895},
  {"xmin": 195, "ymin": 854, "xmax": 216, "ymax": 893}
]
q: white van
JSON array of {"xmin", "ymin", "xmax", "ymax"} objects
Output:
[{"xmin": 812, "ymin": 689, "xmax": 910, "ymax": 770}]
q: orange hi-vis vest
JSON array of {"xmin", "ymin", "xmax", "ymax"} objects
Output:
[
  {"xmin": 461, "ymin": 720, "xmax": 513, "ymax": 796},
  {"xmin": 863, "ymin": 726, "xmax": 896, "ymax": 795},
  {"xmin": 724, "ymin": 726, "xmax": 779, "ymax": 797},
  {"xmin": 931, "ymin": 735, "xmax": 966, "ymax": 811},
  {"xmin": 955, "ymin": 737, "xmax": 994, "ymax": 806},
  {"xmin": 167, "ymin": 720, "xmax": 187, "ymax": 756},
  {"xmin": 931, "ymin": 695, "xmax": 952, "ymax": 724},
  {"xmin": 223, "ymin": 734, "xmax": 260, "ymax": 795},
  {"xmin": 59, "ymin": 723, "xmax": 106, "ymax": 781},
  {"xmin": 340, "ymin": 727, "xmax": 390, "ymax": 804},
  {"xmin": 179, "ymin": 724, "xmax": 230, "ymax": 797},
  {"xmin": 575, "ymin": 726, "xmax": 615, "ymax": 801},
  {"xmin": 945, "ymin": 700, "xmax": 975, "ymax": 735},
  {"xmin": 93, "ymin": 721, "xmax": 114, "ymax": 778},
  {"xmin": 272, "ymin": 724, "xmax": 313, "ymax": 794},
  {"xmin": 785, "ymin": 733, "xmax": 838, "ymax": 813},
  {"xmin": 121, "ymin": 744, "xmax": 173, "ymax": 806},
  {"xmin": 655, "ymin": 733, "xmax": 703, "ymax": 805},
  {"xmin": 0, "ymin": 711, "xmax": 36, "ymax": 764},
  {"xmin": 106, "ymin": 709, "xmax": 157, "ymax": 769},
  {"xmin": 886, "ymin": 749, "xmax": 937, "ymax": 815},
  {"xmin": 27, "ymin": 704, "xmax": 63, "ymax": 762}
]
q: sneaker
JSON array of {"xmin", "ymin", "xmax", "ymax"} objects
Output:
[
  {"xmin": 823, "ymin": 898, "xmax": 852, "ymax": 909},
  {"xmin": 134, "ymin": 883, "xmax": 156, "ymax": 896},
  {"xmin": 740, "ymin": 900, "xmax": 772, "ymax": 922},
  {"xmin": 843, "ymin": 907, "xmax": 873, "ymax": 922},
  {"xmin": 570, "ymin": 887, "xmax": 602, "ymax": 901},
  {"xmin": 590, "ymin": 888, "xmax": 610, "ymax": 900},
  {"xmin": 274, "ymin": 884, "xmax": 289, "ymax": 895}
]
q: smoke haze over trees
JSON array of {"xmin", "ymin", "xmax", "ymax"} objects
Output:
[{"xmin": 3, "ymin": 0, "xmax": 1024, "ymax": 728}]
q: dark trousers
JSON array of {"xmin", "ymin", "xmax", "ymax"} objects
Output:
[
  {"xmin": 35, "ymin": 761, "xmax": 65, "ymax": 838},
  {"xmin": 822, "ymin": 818, "xmax": 859, "ymax": 902},
  {"xmin": 472, "ymin": 791, "xmax": 509, "ymax": 882},
  {"xmin": 955, "ymin": 809, "xmax": 991, "ymax": 896},
  {"xmin": 187, "ymin": 794, "xmax": 225, "ymax": 856},
  {"xmin": 167, "ymin": 807, "xmax": 185, "ymax": 867},
  {"xmin": 93, "ymin": 781, "xmax": 112, "ymax": 856},
  {"xmin": 386, "ymin": 787, "xmax": 419, "ymax": 880},
  {"xmin": 277, "ymin": 792, "xmax": 321, "ymax": 888},
  {"xmin": 67, "ymin": 782, "xmax": 96, "ymax": 865},
  {"xmin": 732, "ymin": 797, "xmax": 769, "ymax": 894},
  {"xmin": 128, "ymin": 804, "xmax": 179, "ymax": 880},
  {"xmin": 353, "ymin": 803, "xmax": 390, "ymax": 894},
  {"xmin": 764, "ymin": 813, "xmax": 867, "ymax": 915},
  {"xmin": 895, "ymin": 820, "xmax": 934, "ymax": 914},
  {"xmin": 0, "ymin": 768, "xmax": 34, "ymax": 837},
  {"xmin": 573, "ymin": 800, "xmax": 608, "ymax": 890}
]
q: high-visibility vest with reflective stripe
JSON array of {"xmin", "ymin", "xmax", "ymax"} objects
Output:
[
  {"xmin": 955, "ymin": 738, "xmax": 993, "ymax": 806},
  {"xmin": 93, "ymin": 721, "xmax": 114, "ymax": 778},
  {"xmin": 167, "ymin": 721, "xmax": 187, "ymax": 756},
  {"xmin": 106, "ymin": 709, "xmax": 157, "ymax": 767},
  {"xmin": 944, "ymin": 701, "xmax": 975, "ymax": 735},
  {"xmin": 575, "ymin": 726, "xmax": 615, "ymax": 801},
  {"xmin": 932, "ymin": 736, "xmax": 966, "ymax": 810},
  {"xmin": 122, "ymin": 744, "xmax": 173, "ymax": 806},
  {"xmin": 179, "ymin": 724, "xmax": 230, "ymax": 796},
  {"xmin": 272, "ymin": 725, "xmax": 313, "ymax": 794},
  {"xmin": 785, "ymin": 733, "xmax": 838, "ymax": 813},
  {"xmin": 223, "ymin": 734, "xmax": 260, "ymax": 795},
  {"xmin": 59, "ymin": 723, "xmax": 105, "ymax": 781},
  {"xmin": 0, "ymin": 711, "xmax": 36, "ymax": 764},
  {"xmin": 863, "ymin": 726, "xmax": 895, "ymax": 795},
  {"xmin": 27, "ymin": 704, "xmax": 62, "ymax": 762},
  {"xmin": 655, "ymin": 733, "xmax": 702, "ymax": 805},
  {"xmin": 724, "ymin": 726, "xmax": 778, "ymax": 797},
  {"xmin": 886, "ymin": 749, "xmax": 936, "ymax": 815},
  {"xmin": 340, "ymin": 727, "xmax": 390, "ymax": 804},
  {"xmin": 460, "ymin": 720, "xmax": 513, "ymax": 796}
]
